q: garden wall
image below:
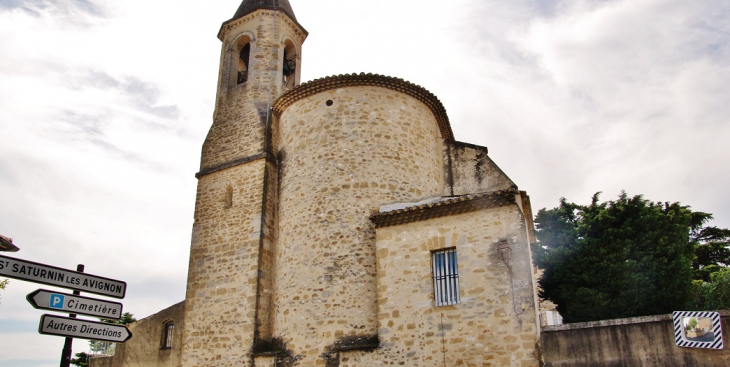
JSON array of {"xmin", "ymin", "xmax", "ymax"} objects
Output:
[{"xmin": 541, "ymin": 311, "xmax": 730, "ymax": 366}]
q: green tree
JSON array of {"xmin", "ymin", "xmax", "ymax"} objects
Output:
[
  {"xmin": 533, "ymin": 192, "xmax": 705, "ymax": 323},
  {"xmin": 70, "ymin": 352, "xmax": 89, "ymax": 367},
  {"xmin": 89, "ymin": 312, "xmax": 136, "ymax": 355},
  {"xmin": 691, "ymin": 226, "xmax": 730, "ymax": 281},
  {"xmin": 688, "ymin": 267, "xmax": 730, "ymax": 310},
  {"xmin": 102, "ymin": 312, "xmax": 136, "ymax": 325},
  {"xmin": 0, "ymin": 278, "xmax": 8, "ymax": 305}
]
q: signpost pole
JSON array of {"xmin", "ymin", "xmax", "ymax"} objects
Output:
[{"xmin": 60, "ymin": 264, "xmax": 83, "ymax": 367}]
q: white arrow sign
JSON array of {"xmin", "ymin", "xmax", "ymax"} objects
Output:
[
  {"xmin": 0, "ymin": 255, "xmax": 126, "ymax": 298},
  {"xmin": 38, "ymin": 314, "xmax": 132, "ymax": 343},
  {"xmin": 27, "ymin": 289, "xmax": 123, "ymax": 319}
]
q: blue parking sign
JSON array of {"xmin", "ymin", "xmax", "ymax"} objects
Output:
[{"xmin": 49, "ymin": 294, "xmax": 64, "ymax": 310}]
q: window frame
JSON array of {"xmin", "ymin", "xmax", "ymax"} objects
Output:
[
  {"xmin": 432, "ymin": 248, "xmax": 460, "ymax": 307},
  {"xmin": 161, "ymin": 321, "xmax": 174, "ymax": 349}
]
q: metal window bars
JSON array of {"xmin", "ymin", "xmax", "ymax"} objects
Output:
[{"xmin": 432, "ymin": 248, "xmax": 460, "ymax": 306}]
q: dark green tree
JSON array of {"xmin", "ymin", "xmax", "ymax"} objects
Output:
[
  {"xmin": 101, "ymin": 312, "xmax": 136, "ymax": 325},
  {"xmin": 688, "ymin": 267, "xmax": 730, "ymax": 310},
  {"xmin": 533, "ymin": 192, "xmax": 705, "ymax": 323},
  {"xmin": 70, "ymin": 352, "xmax": 89, "ymax": 367},
  {"xmin": 691, "ymin": 226, "xmax": 730, "ymax": 281}
]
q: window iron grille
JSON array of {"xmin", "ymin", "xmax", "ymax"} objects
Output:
[{"xmin": 432, "ymin": 248, "xmax": 460, "ymax": 306}]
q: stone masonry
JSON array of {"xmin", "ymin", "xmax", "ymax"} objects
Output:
[{"xmin": 97, "ymin": 2, "xmax": 542, "ymax": 367}]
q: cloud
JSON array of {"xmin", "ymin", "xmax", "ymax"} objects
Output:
[
  {"xmin": 56, "ymin": 110, "xmax": 166, "ymax": 169},
  {"xmin": 426, "ymin": 0, "xmax": 730, "ymax": 231},
  {"xmin": 0, "ymin": 0, "xmax": 105, "ymax": 19},
  {"xmin": 71, "ymin": 70, "xmax": 182, "ymax": 120}
]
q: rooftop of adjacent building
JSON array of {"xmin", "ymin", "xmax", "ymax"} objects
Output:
[{"xmin": 0, "ymin": 234, "xmax": 19, "ymax": 252}]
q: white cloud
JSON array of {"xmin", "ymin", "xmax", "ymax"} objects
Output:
[{"xmin": 1, "ymin": 1, "xmax": 730, "ymax": 364}]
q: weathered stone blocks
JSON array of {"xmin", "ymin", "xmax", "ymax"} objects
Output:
[{"xmin": 274, "ymin": 85, "xmax": 446, "ymax": 362}]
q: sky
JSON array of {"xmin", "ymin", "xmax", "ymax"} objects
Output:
[{"xmin": 0, "ymin": 0, "xmax": 729, "ymax": 365}]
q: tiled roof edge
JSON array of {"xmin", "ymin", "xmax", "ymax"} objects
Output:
[
  {"xmin": 0, "ymin": 234, "xmax": 19, "ymax": 252},
  {"xmin": 370, "ymin": 189, "xmax": 519, "ymax": 228},
  {"xmin": 218, "ymin": 8, "xmax": 308, "ymax": 41},
  {"xmin": 273, "ymin": 73, "xmax": 453, "ymax": 140}
]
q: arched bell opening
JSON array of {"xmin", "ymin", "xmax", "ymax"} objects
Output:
[
  {"xmin": 227, "ymin": 33, "xmax": 254, "ymax": 90},
  {"xmin": 282, "ymin": 39, "xmax": 299, "ymax": 91}
]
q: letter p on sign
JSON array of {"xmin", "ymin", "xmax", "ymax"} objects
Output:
[{"xmin": 49, "ymin": 294, "xmax": 64, "ymax": 310}]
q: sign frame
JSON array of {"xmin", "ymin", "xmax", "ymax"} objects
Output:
[
  {"xmin": 27, "ymin": 289, "xmax": 124, "ymax": 320},
  {"xmin": 38, "ymin": 314, "xmax": 132, "ymax": 343},
  {"xmin": 673, "ymin": 311, "xmax": 724, "ymax": 350},
  {"xmin": 0, "ymin": 255, "xmax": 126, "ymax": 298}
]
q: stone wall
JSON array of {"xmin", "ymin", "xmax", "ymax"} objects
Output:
[
  {"xmin": 182, "ymin": 160, "xmax": 267, "ymax": 366},
  {"xmin": 444, "ymin": 140, "xmax": 516, "ymax": 196},
  {"xmin": 541, "ymin": 311, "xmax": 730, "ymax": 366},
  {"xmin": 270, "ymin": 84, "xmax": 446, "ymax": 364},
  {"xmin": 90, "ymin": 302, "xmax": 184, "ymax": 367},
  {"xmin": 366, "ymin": 203, "xmax": 540, "ymax": 367}
]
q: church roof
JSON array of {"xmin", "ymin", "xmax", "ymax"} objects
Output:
[
  {"xmin": 232, "ymin": 0, "xmax": 298, "ymax": 22},
  {"xmin": 273, "ymin": 73, "xmax": 454, "ymax": 140},
  {"xmin": 219, "ymin": 0, "xmax": 305, "ymax": 40}
]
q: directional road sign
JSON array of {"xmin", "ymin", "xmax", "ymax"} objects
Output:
[
  {"xmin": 27, "ymin": 289, "xmax": 124, "ymax": 319},
  {"xmin": 39, "ymin": 314, "xmax": 132, "ymax": 343},
  {"xmin": 0, "ymin": 255, "xmax": 126, "ymax": 298}
]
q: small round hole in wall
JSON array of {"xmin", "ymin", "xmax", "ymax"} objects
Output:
[{"xmin": 326, "ymin": 100, "xmax": 333, "ymax": 106}]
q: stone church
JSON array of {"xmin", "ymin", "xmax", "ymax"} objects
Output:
[{"xmin": 93, "ymin": 1, "xmax": 540, "ymax": 366}]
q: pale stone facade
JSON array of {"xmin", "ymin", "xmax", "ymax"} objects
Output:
[
  {"xmin": 92, "ymin": 302, "xmax": 184, "ymax": 367},
  {"xmin": 92, "ymin": 1, "xmax": 540, "ymax": 366}
]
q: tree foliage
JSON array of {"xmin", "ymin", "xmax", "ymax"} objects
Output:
[
  {"xmin": 0, "ymin": 278, "xmax": 7, "ymax": 305},
  {"xmin": 692, "ymin": 226, "xmax": 730, "ymax": 281},
  {"xmin": 533, "ymin": 192, "xmax": 706, "ymax": 323},
  {"xmin": 688, "ymin": 267, "xmax": 730, "ymax": 310},
  {"xmin": 70, "ymin": 352, "xmax": 89, "ymax": 367},
  {"xmin": 89, "ymin": 312, "xmax": 136, "ymax": 355},
  {"xmin": 101, "ymin": 312, "xmax": 136, "ymax": 325}
]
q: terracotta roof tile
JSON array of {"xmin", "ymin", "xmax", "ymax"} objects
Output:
[
  {"xmin": 370, "ymin": 189, "xmax": 519, "ymax": 228},
  {"xmin": 0, "ymin": 234, "xmax": 19, "ymax": 252}
]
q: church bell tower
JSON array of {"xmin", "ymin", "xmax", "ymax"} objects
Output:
[{"xmin": 181, "ymin": 1, "xmax": 306, "ymax": 366}]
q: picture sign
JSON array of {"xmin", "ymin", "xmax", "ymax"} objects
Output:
[{"xmin": 673, "ymin": 311, "xmax": 724, "ymax": 350}]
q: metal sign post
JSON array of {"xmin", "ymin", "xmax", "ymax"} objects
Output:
[
  {"xmin": 2, "ymin": 254, "xmax": 131, "ymax": 365},
  {"xmin": 60, "ymin": 264, "xmax": 83, "ymax": 367}
]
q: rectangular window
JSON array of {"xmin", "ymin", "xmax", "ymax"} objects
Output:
[
  {"xmin": 432, "ymin": 248, "xmax": 460, "ymax": 306},
  {"xmin": 163, "ymin": 322, "xmax": 174, "ymax": 349}
]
